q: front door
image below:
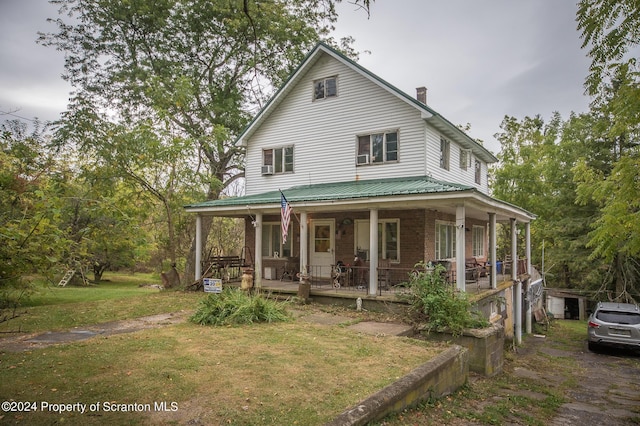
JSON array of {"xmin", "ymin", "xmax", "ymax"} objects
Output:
[{"xmin": 309, "ymin": 219, "xmax": 335, "ymax": 278}]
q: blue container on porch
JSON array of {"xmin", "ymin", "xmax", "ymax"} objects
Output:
[{"xmin": 496, "ymin": 261, "xmax": 503, "ymax": 274}]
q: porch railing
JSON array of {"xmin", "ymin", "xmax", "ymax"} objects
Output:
[{"xmin": 306, "ymin": 264, "xmax": 417, "ymax": 295}]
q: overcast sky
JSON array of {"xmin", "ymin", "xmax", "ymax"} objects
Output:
[{"xmin": 0, "ymin": 0, "xmax": 592, "ymax": 154}]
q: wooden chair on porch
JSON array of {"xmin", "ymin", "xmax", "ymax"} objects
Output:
[
  {"xmin": 280, "ymin": 257, "xmax": 299, "ymax": 281},
  {"xmin": 465, "ymin": 257, "xmax": 482, "ymax": 285},
  {"xmin": 503, "ymin": 255, "xmax": 512, "ymax": 276}
]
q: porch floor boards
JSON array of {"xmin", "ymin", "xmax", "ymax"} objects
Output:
[{"xmin": 255, "ymin": 274, "xmax": 511, "ymax": 300}]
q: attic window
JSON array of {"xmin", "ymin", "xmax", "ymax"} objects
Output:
[{"xmin": 313, "ymin": 77, "xmax": 337, "ymax": 100}]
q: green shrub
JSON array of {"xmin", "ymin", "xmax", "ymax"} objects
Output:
[
  {"xmin": 190, "ymin": 288, "xmax": 290, "ymax": 326},
  {"xmin": 402, "ymin": 262, "xmax": 487, "ymax": 336}
]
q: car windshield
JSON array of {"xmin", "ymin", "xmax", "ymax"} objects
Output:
[{"xmin": 596, "ymin": 310, "xmax": 640, "ymax": 325}]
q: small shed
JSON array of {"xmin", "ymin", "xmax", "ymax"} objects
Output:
[{"xmin": 545, "ymin": 288, "xmax": 589, "ymax": 320}]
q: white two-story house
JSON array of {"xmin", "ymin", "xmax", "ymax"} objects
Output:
[{"xmin": 186, "ymin": 42, "xmax": 535, "ymax": 298}]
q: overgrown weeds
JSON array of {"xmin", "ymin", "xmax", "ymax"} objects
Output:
[
  {"xmin": 401, "ymin": 262, "xmax": 487, "ymax": 336},
  {"xmin": 190, "ymin": 287, "xmax": 290, "ymax": 326}
]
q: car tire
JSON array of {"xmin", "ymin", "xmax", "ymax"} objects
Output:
[{"xmin": 588, "ymin": 341, "xmax": 599, "ymax": 352}]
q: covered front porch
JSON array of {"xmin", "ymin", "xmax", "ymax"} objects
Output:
[{"xmin": 185, "ymin": 176, "xmax": 537, "ymax": 343}]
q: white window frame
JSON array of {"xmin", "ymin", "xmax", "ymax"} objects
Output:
[
  {"xmin": 475, "ymin": 159, "xmax": 482, "ymax": 184},
  {"xmin": 460, "ymin": 148, "xmax": 472, "ymax": 170},
  {"xmin": 354, "ymin": 219, "xmax": 400, "ymax": 262},
  {"xmin": 435, "ymin": 221, "xmax": 456, "ymax": 259},
  {"xmin": 356, "ymin": 131, "xmax": 399, "ymax": 166},
  {"xmin": 440, "ymin": 138, "xmax": 450, "ymax": 170},
  {"xmin": 472, "ymin": 225, "xmax": 485, "ymax": 258},
  {"xmin": 262, "ymin": 222, "xmax": 292, "ymax": 258},
  {"xmin": 263, "ymin": 146, "xmax": 294, "ymax": 174},
  {"xmin": 313, "ymin": 76, "xmax": 338, "ymax": 101}
]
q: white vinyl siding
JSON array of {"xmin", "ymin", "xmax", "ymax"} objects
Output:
[
  {"xmin": 245, "ymin": 53, "xmax": 426, "ymax": 195},
  {"xmin": 424, "ymin": 127, "xmax": 490, "ymax": 194},
  {"xmin": 244, "ymin": 51, "xmax": 492, "ymax": 196}
]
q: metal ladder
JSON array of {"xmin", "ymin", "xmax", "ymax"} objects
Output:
[{"xmin": 58, "ymin": 270, "xmax": 76, "ymax": 287}]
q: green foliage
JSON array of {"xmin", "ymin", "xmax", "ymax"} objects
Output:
[
  {"xmin": 39, "ymin": 0, "xmax": 361, "ymax": 273},
  {"xmin": 190, "ymin": 288, "xmax": 290, "ymax": 326},
  {"xmin": 1, "ymin": 121, "xmax": 69, "ymax": 315},
  {"xmin": 577, "ymin": 0, "xmax": 640, "ymax": 97},
  {"xmin": 403, "ymin": 263, "xmax": 487, "ymax": 336}
]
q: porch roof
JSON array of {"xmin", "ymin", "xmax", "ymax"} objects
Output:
[{"xmin": 184, "ymin": 175, "xmax": 536, "ymax": 223}]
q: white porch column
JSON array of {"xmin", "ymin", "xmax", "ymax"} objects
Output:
[
  {"xmin": 195, "ymin": 214, "xmax": 202, "ymax": 282},
  {"xmin": 369, "ymin": 209, "xmax": 379, "ymax": 296},
  {"xmin": 254, "ymin": 213, "xmax": 263, "ymax": 288},
  {"xmin": 456, "ymin": 205, "xmax": 466, "ymax": 292},
  {"xmin": 511, "ymin": 218, "xmax": 522, "ymax": 345},
  {"xmin": 525, "ymin": 222, "xmax": 532, "ymax": 334},
  {"xmin": 489, "ymin": 213, "xmax": 497, "ymax": 289},
  {"xmin": 299, "ymin": 212, "xmax": 308, "ymax": 276}
]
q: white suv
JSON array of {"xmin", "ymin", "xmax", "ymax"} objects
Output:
[{"xmin": 587, "ymin": 302, "xmax": 640, "ymax": 352}]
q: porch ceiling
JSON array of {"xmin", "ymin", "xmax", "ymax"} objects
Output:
[{"xmin": 184, "ymin": 176, "xmax": 535, "ymax": 223}]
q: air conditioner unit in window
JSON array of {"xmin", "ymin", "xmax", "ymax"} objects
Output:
[
  {"xmin": 356, "ymin": 154, "xmax": 369, "ymax": 165},
  {"xmin": 261, "ymin": 165, "xmax": 273, "ymax": 175}
]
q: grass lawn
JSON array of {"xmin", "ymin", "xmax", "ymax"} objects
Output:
[
  {"xmin": 0, "ymin": 273, "xmax": 446, "ymax": 425},
  {"xmin": 0, "ymin": 272, "xmax": 201, "ymax": 334}
]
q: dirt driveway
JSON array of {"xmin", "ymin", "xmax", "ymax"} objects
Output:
[{"xmin": 550, "ymin": 342, "xmax": 640, "ymax": 425}]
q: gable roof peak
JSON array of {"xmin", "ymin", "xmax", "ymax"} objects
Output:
[{"xmin": 238, "ymin": 41, "xmax": 497, "ymax": 163}]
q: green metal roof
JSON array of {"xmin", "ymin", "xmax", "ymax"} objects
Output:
[{"xmin": 185, "ymin": 176, "xmax": 473, "ymax": 209}]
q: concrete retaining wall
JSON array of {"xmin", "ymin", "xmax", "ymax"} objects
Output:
[
  {"xmin": 420, "ymin": 324, "xmax": 504, "ymax": 377},
  {"xmin": 326, "ymin": 345, "xmax": 468, "ymax": 426}
]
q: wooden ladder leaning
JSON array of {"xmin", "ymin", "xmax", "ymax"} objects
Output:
[{"xmin": 58, "ymin": 269, "xmax": 76, "ymax": 287}]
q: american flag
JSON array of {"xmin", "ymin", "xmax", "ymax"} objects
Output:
[{"xmin": 280, "ymin": 191, "xmax": 292, "ymax": 244}]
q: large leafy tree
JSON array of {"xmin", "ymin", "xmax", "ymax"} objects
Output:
[
  {"xmin": 492, "ymin": 113, "xmax": 603, "ymax": 288},
  {"xmin": 575, "ymin": 0, "xmax": 640, "ymax": 301},
  {"xmin": 40, "ymin": 0, "xmax": 360, "ymax": 279},
  {"xmin": 0, "ymin": 121, "xmax": 68, "ymax": 319}
]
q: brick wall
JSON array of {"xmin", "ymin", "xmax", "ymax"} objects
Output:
[{"xmin": 243, "ymin": 209, "xmax": 489, "ymax": 271}]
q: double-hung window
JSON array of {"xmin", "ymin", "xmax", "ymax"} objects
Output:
[
  {"xmin": 263, "ymin": 146, "xmax": 294, "ymax": 174},
  {"xmin": 475, "ymin": 160, "xmax": 482, "ymax": 184},
  {"xmin": 313, "ymin": 76, "xmax": 337, "ymax": 100},
  {"xmin": 472, "ymin": 225, "xmax": 485, "ymax": 257},
  {"xmin": 440, "ymin": 138, "xmax": 450, "ymax": 170},
  {"xmin": 435, "ymin": 221, "xmax": 456, "ymax": 259},
  {"xmin": 460, "ymin": 148, "xmax": 472, "ymax": 170},
  {"xmin": 262, "ymin": 223, "xmax": 292, "ymax": 258},
  {"xmin": 356, "ymin": 131, "xmax": 398, "ymax": 165},
  {"xmin": 354, "ymin": 219, "xmax": 400, "ymax": 262}
]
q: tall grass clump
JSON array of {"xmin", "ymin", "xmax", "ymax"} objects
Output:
[
  {"xmin": 402, "ymin": 262, "xmax": 487, "ymax": 336},
  {"xmin": 190, "ymin": 287, "xmax": 290, "ymax": 326}
]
